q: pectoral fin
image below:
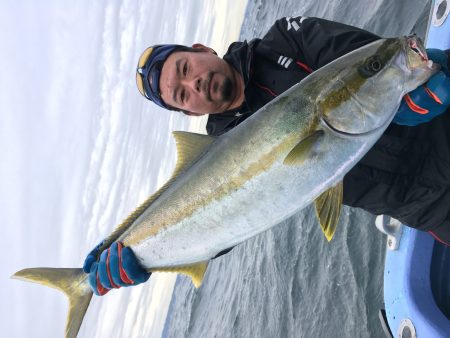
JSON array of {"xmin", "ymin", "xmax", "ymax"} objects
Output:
[
  {"xmin": 314, "ymin": 182, "xmax": 343, "ymax": 241},
  {"xmin": 152, "ymin": 261, "xmax": 209, "ymax": 288},
  {"xmin": 283, "ymin": 131, "xmax": 323, "ymax": 165}
]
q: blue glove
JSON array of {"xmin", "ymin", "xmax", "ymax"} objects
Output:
[
  {"xmin": 393, "ymin": 49, "xmax": 450, "ymax": 126},
  {"xmin": 82, "ymin": 240, "xmax": 104, "ymax": 274},
  {"xmin": 83, "ymin": 241, "xmax": 151, "ymax": 296}
]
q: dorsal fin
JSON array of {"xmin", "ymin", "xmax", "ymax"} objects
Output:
[
  {"xmin": 172, "ymin": 131, "xmax": 216, "ymax": 175},
  {"xmin": 99, "ymin": 132, "xmax": 216, "ymax": 253}
]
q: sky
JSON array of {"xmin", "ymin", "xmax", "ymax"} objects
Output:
[{"xmin": 0, "ymin": 1, "xmax": 247, "ymax": 337}]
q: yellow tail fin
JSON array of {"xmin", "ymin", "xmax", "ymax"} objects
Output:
[{"xmin": 12, "ymin": 268, "xmax": 92, "ymax": 338}]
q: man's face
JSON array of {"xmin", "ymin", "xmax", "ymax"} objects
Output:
[{"xmin": 159, "ymin": 45, "xmax": 241, "ymax": 115}]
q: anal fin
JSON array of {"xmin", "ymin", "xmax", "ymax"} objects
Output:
[
  {"xmin": 314, "ymin": 182, "xmax": 343, "ymax": 241},
  {"xmin": 152, "ymin": 261, "xmax": 209, "ymax": 288}
]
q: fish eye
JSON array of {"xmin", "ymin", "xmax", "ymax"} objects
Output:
[{"xmin": 358, "ymin": 55, "xmax": 384, "ymax": 78}]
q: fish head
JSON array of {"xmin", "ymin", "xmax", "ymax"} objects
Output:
[{"xmin": 316, "ymin": 36, "xmax": 438, "ymax": 136}]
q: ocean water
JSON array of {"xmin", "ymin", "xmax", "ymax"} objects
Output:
[{"xmin": 162, "ymin": 1, "xmax": 432, "ymax": 337}]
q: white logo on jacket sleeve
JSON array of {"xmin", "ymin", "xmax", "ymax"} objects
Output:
[
  {"xmin": 277, "ymin": 55, "xmax": 293, "ymax": 68},
  {"xmin": 285, "ymin": 17, "xmax": 305, "ymax": 31}
]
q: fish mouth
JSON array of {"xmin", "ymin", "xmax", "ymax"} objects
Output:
[
  {"xmin": 407, "ymin": 36, "xmax": 428, "ymax": 61},
  {"xmin": 404, "ymin": 35, "xmax": 435, "ymax": 70},
  {"xmin": 402, "ymin": 35, "xmax": 439, "ymax": 93}
]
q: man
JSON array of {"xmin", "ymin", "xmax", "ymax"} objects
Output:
[{"xmin": 85, "ymin": 17, "xmax": 450, "ymax": 295}]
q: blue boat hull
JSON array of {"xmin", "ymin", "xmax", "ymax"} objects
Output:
[{"xmin": 384, "ymin": 229, "xmax": 450, "ymax": 337}]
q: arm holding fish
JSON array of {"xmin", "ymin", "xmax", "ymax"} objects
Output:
[
  {"xmin": 393, "ymin": 49, "xmax": 450, "ymax": 126},
  {"xmin": 84, "ymin": 241, "xmax": 234, "ymax": 295}
]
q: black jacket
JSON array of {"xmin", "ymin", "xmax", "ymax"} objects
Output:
[
  {"xmin": 205, "ymin": 16, "xmax": 450, "ymax": 235},
  {"xmin": 206, "ymin": 16, "xmax": 379, "ymax": 135}
]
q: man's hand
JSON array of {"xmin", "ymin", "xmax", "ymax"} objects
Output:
[
  {"xmin": 83, "ymin": 241, "xmax": 151, "ymax": 296},
  {"xmin": 394, "ymin": 49, "xmax": 450, "ymax": 126}
]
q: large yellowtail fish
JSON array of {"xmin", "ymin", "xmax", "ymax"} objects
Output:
[{"xmin": 13, "ymin": 36, "xmax": 436, "ymax": 337}]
